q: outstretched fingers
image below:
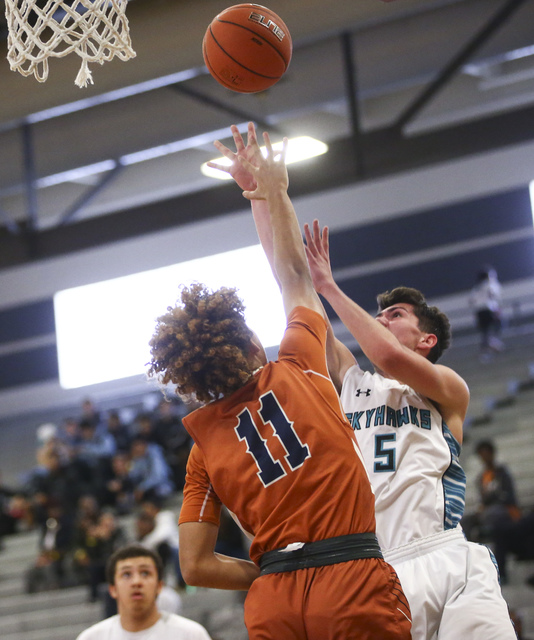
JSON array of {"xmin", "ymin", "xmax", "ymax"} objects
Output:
[
  {"xmin": 303, "ymin": 222, "xmax": 314, "ymax": 252},
  {"xmin": 231, "ymin": 123, "xmax": 246, "ymax": 152},
  {"xmin": 279, "ymin": 136, "xmax": 288, "ymax": 162},
  {"xmin": 314, "ymin": 219, "xmax": 330, "ymax": 258},
  {"xmin": 304, "ymin": 220, "xmax": 327, "ymax": 256},
  {"xmin": 207, "ymin": 139, "xmax": 235, "ymax": 174},
  {"xmin": 262, "ymin": 133, "xmax": 288, "ymax": 163}
]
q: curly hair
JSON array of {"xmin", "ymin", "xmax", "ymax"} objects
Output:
[
  {"xmin": 376, "ymin": 286, "xmax": 451, "ymax": 363},
  {"xmin": 147, "ymin": 283, "xmax": 255, "ymax": 404}
]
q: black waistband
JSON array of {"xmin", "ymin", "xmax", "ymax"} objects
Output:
[{"xmin": 259, "ymin": 532, "xmax": 383, "ymax": 575}]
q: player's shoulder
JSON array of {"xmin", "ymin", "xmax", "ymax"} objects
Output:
[
  {"xmin": 288, "ymin": 304, "xmax": 326, "ymax": 327},
  {"xmin": 75, "ymin": 615, "xmax": 118, "ymax": 640},
  {"xmin": 434, "ymin": 362, "xmax": 470, "ymax": 397},
  {"xmin": 278, "ymin": 306, "xmax": 328, "ymax": 366},
  {"xmin": 161, "ymin": 611, "xmax": 210, "ymax": 636}
]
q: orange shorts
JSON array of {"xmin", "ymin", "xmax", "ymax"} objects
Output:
[{"xmin": 244, "ymin": 557, "xmax": 412, "ymax": 639}]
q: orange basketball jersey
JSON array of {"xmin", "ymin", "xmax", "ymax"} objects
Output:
[{"xmin": 178, "ymin": 306, "xmax": 376, "ymax": 565}]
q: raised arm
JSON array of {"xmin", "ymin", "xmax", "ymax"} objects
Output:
[
  {"xmin": 239, "ymin": 130, "xmax": 323, "ymax": 318},
  {"xmin": 304, "ymin": 220, "xmax": 357, "ymax": 391},
  {"xmin": 208, "ymin": 123, "xmax": 278, "ymax": 286},
  {"xmin": 305, "ymin": 219, "xmax": 469, "ymax": 442}
]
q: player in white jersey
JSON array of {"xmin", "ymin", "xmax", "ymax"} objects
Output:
[
  {"xmin": 304, "ymin": 220, "xmax": 517, "ymax": 640},
  {"xmin": 76, "ymin": 543, "xmax": 211, "ymax": 640}
]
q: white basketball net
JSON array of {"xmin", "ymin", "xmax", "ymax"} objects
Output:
[{"xmin": 4, "ymin": 0, "xmax": 136, "ymax": 87}]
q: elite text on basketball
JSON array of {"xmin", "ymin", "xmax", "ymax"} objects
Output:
[{"xmin": 249, "ymin": 12, "xmax": 286, "ymax": 41}]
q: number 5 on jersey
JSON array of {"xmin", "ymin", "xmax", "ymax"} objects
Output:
[{"xmin": 235, "ymin": 391, "xmax": 311, "ymax": 487}]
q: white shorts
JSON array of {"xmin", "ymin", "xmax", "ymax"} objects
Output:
[{"xmin": 383, "ymin": 527, "xmax": 517, "ymax": 640}]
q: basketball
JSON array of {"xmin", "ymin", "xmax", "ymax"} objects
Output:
[{"xmin": 203, "ymin": 4, "xmax": 292, "ymax": 93}]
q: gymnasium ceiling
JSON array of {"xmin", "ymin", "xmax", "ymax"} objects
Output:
[{"xmin": 1, "ymin": 0, "xmax": 534, "ymax": 269}]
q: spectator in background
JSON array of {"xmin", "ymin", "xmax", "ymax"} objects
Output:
[
  {"xmin": 128, "ymin": 436, "xmax": 174, "ymax": 504},
  {"xmin": 80, "ymin": 398, "xmax": 102, "ymax": 429},
  {"xmin": 0, "ymin": 471, "xmax": 20, "ymax": 546},
  {"xmin": 98, "ymin": 451, "xmax": 136, "ymax": 515},
  {"xmin": 58, "ymin": 417, "xmax": 81, "ymax": 451},
  {"xmin": 134, "ymin": 412, "xmax": 155, "ymax": 441},
  {"xmin": 150, "ymin": 400, "xmax": 181, "ymax": 447},
  {"xmin": 72, "ymin": 494, "xmax": 101, "ymax": 546},
  {"xmin": 76, "ymin": 418, "xmax": 116, "ymax": 492},
  {"xmin": 33, "ymin": 421, "xmax": 72, "ymax": 469},
  {"xmin": 151, "ymin": 400, "xmax": 192, "ymax": 492},
  {"xmin": 509, "ymin": 609, "xmax": 534, "ymax": 640},
  {"xmin": 105, "ymin": 411, "xmax": 133, "ymax": 453},
  {"xmin": 3, "ymin": 492, "xmax": 33, "ymax": 534},
  {"xmin": 488, "ymin": 507, "xmax": 534, "ymax": 589},
  {"xmin": 469, "ymin": 265, "xmax": 504, "ymax": 358},
  {"xmin": 77, "ymin": 418, "xmax": 117, "ymax": 462},
  {"xmin": 138, "ymin": 498, "xmax": 183, "ymax": 588},
  {"xmin": 135, "ymin": 510, "xmax": 157, "ymax": 542},
  {"xmin": 72, "ymin": 508, "xmax": 127, "ymax": 603},
  {"xmin": 24, "ymin": 448, "xmax": 90, "ymax": 529},
  {"xmin": 24, "ymin": 500, "xmax": 74, "ymax": 593},
  {"xmin": 463, "ymin": 439, "xmax": 521, "ymax": 583}
]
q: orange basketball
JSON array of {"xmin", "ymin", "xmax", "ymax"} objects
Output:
[{"xmin": 203, "ymin": 4, "xmax": 292, "ymax": 93}]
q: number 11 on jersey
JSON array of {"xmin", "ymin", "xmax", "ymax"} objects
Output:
[{"xmin": 235, "ymin": 391, "xmax": 311, "ymax": 487}]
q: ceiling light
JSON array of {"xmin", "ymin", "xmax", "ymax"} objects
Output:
[{"xmin": 201, "ymin": 136, "xmax": 329, "ymax": 180}]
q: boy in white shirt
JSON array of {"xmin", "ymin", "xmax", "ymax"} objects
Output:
[{"xmin": 76, "ymin": 543, "xmax": 210, "ymax": 640}]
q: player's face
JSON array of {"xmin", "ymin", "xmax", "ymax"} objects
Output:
[
  {"xmin": 109, "ymin": 557, "xmax": 162, "ymax": 616},
  {"xmin": 376, "ymin": 303, "xmax": 426, "ymax": 351}
]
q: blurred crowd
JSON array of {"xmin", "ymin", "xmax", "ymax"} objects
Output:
[{"xmin": 0, "ymin": 396, "xmax": 208, "ymax": 601}]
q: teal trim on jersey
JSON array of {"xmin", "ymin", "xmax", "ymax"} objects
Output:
[{"xmin": 442, "ymin": 423, "xmax": 466, "ymax": 530}]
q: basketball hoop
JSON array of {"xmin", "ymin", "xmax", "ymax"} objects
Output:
[{"xmin": 4, "ymin": 0, "xmax": 136, "ymax": 88}]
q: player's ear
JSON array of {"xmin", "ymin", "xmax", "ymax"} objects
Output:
[
  {"xmin": 247, "ymin": 331, "xmax": 264, "ymax": 356},
  {"xmin": 247, "ymin": 331, "xmax": 267, "ymax": 367},
  {"xmin": 109, "ymin": 584, "xmax": 117, "ymax": 600},
  {"xmin": 248, "ymin": 337, "xmax": 261, "ymax": 355},
  {"xmin": 418, "ymin": 332, "xmax": 437, "ymax": 355}
]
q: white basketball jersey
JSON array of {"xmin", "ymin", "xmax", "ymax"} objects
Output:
[{"xmin": 340, "ymin": 365, "xmax": 466, "ymax": 553}]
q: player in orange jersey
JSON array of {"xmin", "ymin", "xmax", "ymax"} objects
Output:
[{"xmin": 147, "ymin": 123, "xmax": 411, "ymax": 640}]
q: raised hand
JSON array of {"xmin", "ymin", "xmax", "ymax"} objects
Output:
[
  {"xmin": 304, "ymin": 219, "xmax": 334, "ymax": 295},
  {"xmin": 207, "ymin": 122, "xmax": 259, "ymax": 192},
  {"xmin": 238, "ymin": 131, "xmax": 288, "ymax": 201}
]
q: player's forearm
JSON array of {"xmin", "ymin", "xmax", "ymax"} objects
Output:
[
  {"xmin": 182, "ymin": 552, "xmax": 260, "ymax": 591},
  {"xmin": 251, "ymin": 199, "xmax": 280, "ymax": 288},
  {"xmin": 267, "ymin": 189, "xmax": 310, "ymax": 289},
  {"xmin": 320, "ymin": 280, "xmax": 403, "ymax": 369}
]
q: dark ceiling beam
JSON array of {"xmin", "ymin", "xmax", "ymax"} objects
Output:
[
  {"xmin": 0, "ymin": 67, "xmax": 209, "ymax": 134},
  {"xmin": 58, "ymin": 161, "xmax": 125, "ymax": 226},
  {"xmin": 21, "ymin": 123, "xmax": 38, "ymax": 233},
  {"xmin": 366, "ymin": 101, "xmax": 534, "ymax": 178},
  {"xmin": 2, "ymin": 99, "xmax": 534, "ymax": 269},
  {"xmin": 340, "ymin": 31, "xmax": 365, "ymax": 179},
  {"xmin": 393, "ymin": 0, "xmax": 530, "ymax": 132}
]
